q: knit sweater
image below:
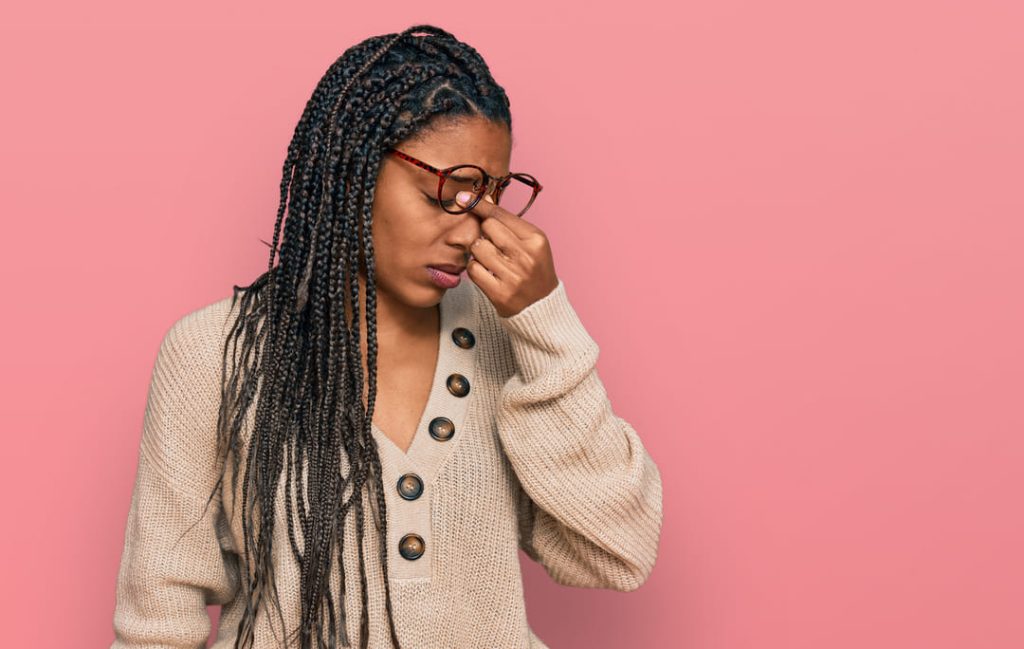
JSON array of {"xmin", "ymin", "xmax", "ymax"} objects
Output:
[{"xmin": 110, "ymin": 276, "xmax": 664, "ymax": 648}]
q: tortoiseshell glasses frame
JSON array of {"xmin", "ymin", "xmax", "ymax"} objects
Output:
[{"xmin": 386, "ymin": 147, "xmax": 544, "ymax": 217}]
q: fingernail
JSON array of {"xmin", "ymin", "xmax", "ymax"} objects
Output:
[{"xmin": 456, "ymin": 191, "xmax": 472, "ymax": 205}]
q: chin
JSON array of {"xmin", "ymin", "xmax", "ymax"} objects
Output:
[
  {"xmin": 377, "ymin": 269, "xmax": 448, "ymax": 307},
  {"xmin": 409, "ymin": 277, "xmax": 447, "ymax": 306}
]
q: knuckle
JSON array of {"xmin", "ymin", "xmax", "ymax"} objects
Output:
[{"xmin": 526, "ymin": 234, "xmax": 546, "ymax": 252}]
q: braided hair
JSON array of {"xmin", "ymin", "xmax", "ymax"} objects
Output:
[{"xmin": 196, "ymin": 24, "xmax": 513, "ymax": 648}]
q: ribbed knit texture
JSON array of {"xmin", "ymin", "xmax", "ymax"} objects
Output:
[{"xmin": 110, "ymin": 277, "xmax": 664, "ymax": 648}]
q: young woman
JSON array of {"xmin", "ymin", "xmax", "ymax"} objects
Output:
[{"xmin": 111, "ymin": 23, "xmax": 663, "ymax": 649}]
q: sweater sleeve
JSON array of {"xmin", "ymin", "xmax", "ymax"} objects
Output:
[
  {"xmin": 111, "ymin": 310, "xmax": 240, "ymax": 648},
  {"xmin": 495, "ymin": 278, "xmax": 664, "ymax": 591}
]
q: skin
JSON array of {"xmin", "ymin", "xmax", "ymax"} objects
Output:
[{"xmin": 348, "ymin": 115, "xmax": 560, "ymax": 449}]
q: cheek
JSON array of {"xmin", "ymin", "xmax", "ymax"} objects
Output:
[{"xmin": 369, "ymin": 209, "xmax": 433, "ymax": 266}]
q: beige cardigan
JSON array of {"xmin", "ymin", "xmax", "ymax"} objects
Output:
[{"xmin": 110, "ymin": 277, "xmax": 664, "ymax": 648}]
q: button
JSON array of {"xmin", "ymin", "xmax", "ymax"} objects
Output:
[
  {"xmin": 428, "ymin": 416, "xmax": 455, "ymax": 442},
  {"xmin": 446, "ymin": 373, "xmax": 470, "ymax": 397},
  {"xmin": 396, "ymin": 473, "xmax": 423, "ymax": 500},
  {"xmin": 399, "ymin": 533, "xmax": 425, "ymax": 560},
  {"xmin": 451, "ymin": 327, "xmax": 475, "ymax": 349}
]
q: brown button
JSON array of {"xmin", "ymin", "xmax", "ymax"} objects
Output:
[
  {"xmin": 446, "ymin": 373, "xmax": 470, "ymax": 397},
  {"xmin": 451, "ymin": 327, "xmax": 476, "ymax": 349},
  {"xmin": 397, "ymin": 473, "xmax": 423, "ymax": 500},
  {"xmin": 399, "ymin": 533, "xmax": 425, "ymax": 560},
  {"xmin": 428, "ymin": 416, "xmax": 455, "ymax": 442}
]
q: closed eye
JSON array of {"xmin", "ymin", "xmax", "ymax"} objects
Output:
[{"xmin": 423, "ymin": 193, "xmax": 456, "ymax": 209}]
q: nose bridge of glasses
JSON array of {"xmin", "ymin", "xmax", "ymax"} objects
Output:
[
  {"xmin": 485, "ymin": 176, "xmax": 500, "ymax": 195},
  {"xmin": 484, "ymin": 173, "xmax": 514, "ymax": 195}
]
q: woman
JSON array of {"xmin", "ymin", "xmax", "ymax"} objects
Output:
[{"xmin": 111, "ymin": 23, "xmax": 663, "ymax": 649}]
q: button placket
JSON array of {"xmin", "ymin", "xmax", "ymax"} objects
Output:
[
  {"xmin": 398, "ymin": 533, "xmax": 425, "ymax": 560},
  {"xmin": 428, "ymin": 416, "xmax": 454, "ymax": 441},
  {"xmin": 396, "ymin": 473, "xmax": 424, "ymax": 500},
  {"xmin": 371, "ymin": 280, "xmax": 479, "ymax": 579},
  {"xmin": 396, "ymin": 326, "xmax": 477, "ymax": 563}
]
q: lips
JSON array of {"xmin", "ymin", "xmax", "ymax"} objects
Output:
[
  {"xmin": 427, "ymin": 265, "xmax": 463, "ymax": 289},
  {"xmin": 430, "ymin": 263, "xmax": 466, "ymax": 274}
]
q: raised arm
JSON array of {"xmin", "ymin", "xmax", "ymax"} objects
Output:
[
  {"xmin": 111, "ymin": 306, "xmax": 240, "ymax": 648},
  {"xmin": 495, "ymin": 279, "xmax": 663, "ymax": 591}
]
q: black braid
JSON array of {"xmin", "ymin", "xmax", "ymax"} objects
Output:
[{"xmin": 185, "ymin": 23, "xmax": 512, "ymax": 649}]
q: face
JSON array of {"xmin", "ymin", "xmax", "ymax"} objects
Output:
[{"xmin": 365, "ymin": 115, "xmax": 512, "ymax": 310}]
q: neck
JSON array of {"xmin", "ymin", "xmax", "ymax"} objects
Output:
[{"xmin": 346, "ymin": 271, "xmax": 441, "ymax": 412}]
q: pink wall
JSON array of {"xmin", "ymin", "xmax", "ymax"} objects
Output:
[{"xmin": 2, "ymin": 1, "xmax": 1021, "ymax": 647}]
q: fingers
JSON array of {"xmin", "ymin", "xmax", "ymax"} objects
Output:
[
  {"xmin": 466, "ymin": 254, "xmax": 501, "ymax": 295},
  {"xmin": 456, "ymin": 193, "xmax": 522, "ymax": 260},
  {"xmin": 478, "ymin": 217, "xmax": 519, "ymax": 259},
  {"xmin": 455, "ymin": 191, "xmax": 537, "ymax": 239},
  {"xmin": 470, "ymin": 235, "xmax": 514, "ymax": 281}
]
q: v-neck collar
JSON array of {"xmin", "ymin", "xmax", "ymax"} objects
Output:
[{"xmin": 369, "ymin": 277, "xmax": 479, "ymax": 486}]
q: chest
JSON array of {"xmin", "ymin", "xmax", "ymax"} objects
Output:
[{"xmin": 371, "ymin": 339, "xmax": 440, "ymax": 454}]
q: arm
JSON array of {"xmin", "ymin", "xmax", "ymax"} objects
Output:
[
  {"xmin": 496, "ymin": 279, "xmax": 664, "ymax": 591},
  {"xmin": 111, "ymin": 309, "xmax": 240, "ymax": 648}
]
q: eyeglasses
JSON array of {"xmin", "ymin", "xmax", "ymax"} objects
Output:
[{"xmin": 386, "ymin": 147, "xmax": 543, "ymax": 217}]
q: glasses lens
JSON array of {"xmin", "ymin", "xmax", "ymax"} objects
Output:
[
  {"xmin": 496, "ymin": 174, "xmax": 538, "ymax": 217},
  {"xmin": 440, "ymin": 166, "xmax": 487, "ymax": 213}
]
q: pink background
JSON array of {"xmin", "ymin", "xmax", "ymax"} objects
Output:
[{"xmin": 2, "ymin": 1, "xmax": 1021, "ymax": 647}]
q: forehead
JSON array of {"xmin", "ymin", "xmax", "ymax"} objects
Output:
[{"xmin": 399, "ymin": 116, "xmax": 512, "ymax": 176}]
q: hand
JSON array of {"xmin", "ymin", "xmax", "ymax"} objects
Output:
[{"xmin": 456, "ymin": 190, "xmax": 559, "ymax": 318}]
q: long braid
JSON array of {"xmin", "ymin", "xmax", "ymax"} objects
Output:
[{"xmin": 194, "ymin": 24, "xmax": 513, "ymax": 648}]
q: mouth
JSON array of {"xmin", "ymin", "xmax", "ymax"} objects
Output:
[
  {"xmin": 430, "ymin": 263, "xmax": 467, "ymax": 274},
  {"xmin": 426, "ymin": 265, "xmax": 464, "ymax": 289}
]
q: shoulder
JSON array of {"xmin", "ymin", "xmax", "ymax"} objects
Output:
[
  {"xmin": 463, "ymin": 279, "xmax": 502, "ymax": 332},
  {"xmin": 165, "ymin": 294, "xmax": 239, "ymax": 344},
  {"xmin": 463, "ymin": 278, "xmax": 601, "ymax": 385},
  {"xmin": 154, "ymin": 293, "xmax": 241, "ymax": 383},
  {"xmin": 137, "ymin": 295, "xmax": 242, "ymax": 495},
  {"xmin": 462, "ymin": 278, "xmax": 516, "ymax": 350},
  {"xmin": 464, "ymin": 277, "xmax": 593, "ymax": 349}
]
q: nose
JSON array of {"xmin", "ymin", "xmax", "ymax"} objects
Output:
[{"xmin": 446, "ymin": 205, "xmax": 485, "ymax": 254}]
